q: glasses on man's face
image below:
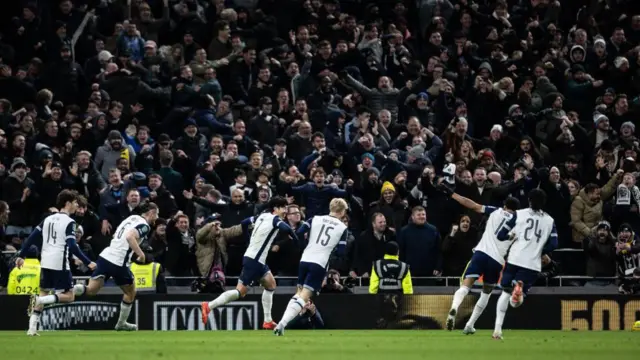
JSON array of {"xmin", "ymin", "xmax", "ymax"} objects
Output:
[
  {"xmin": 288, "ymin": 212, "xmax": 300, "ymax": 216},
  {"xmin": 160, "ymin": 142, "xmax": 170, "ymax": 147}
]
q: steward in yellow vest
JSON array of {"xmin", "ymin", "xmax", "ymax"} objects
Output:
[
  {"xmin": 8, "ymin": 258, "xmax": 41, "ymax": 295},
  {"xmin": 130, "ymin": 262, "xmax": 161, "ymax": 292}
]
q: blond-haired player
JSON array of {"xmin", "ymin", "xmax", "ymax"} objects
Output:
[{"xmin": 274, "ymin": 198, "xmax": 349, "ymax": 336}]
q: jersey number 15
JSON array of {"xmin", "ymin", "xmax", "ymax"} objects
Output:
[{"xmin": 315, "ymin": 225, "xmax": 335, "ymax": 246}]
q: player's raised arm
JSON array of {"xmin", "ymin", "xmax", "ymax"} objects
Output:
[
  {"xmin": 273, "ymin": 215, "xmax": 299, "ymax": 243},
  {"xmin": 125, "ymin": 225, "xmax": 148, "ymax": 263},
  {"xmin": 542, "ymin": 221, "xmax": 558, "ymax": 255},
  {"xmin": 451, "ymin": 193, "xmax": 486, "ymax": 214},
  {"xmin": 65, "ymin": 221, "xmax": 93, "ymax": 266}
]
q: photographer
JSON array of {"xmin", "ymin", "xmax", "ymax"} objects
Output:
[
  {"xmin": 287, "ymin": 301, "xmax": 325, "ymax": 329},
  {"xmin": 321, "ymin": 269, "xmax": 352, "ymax": 294}
]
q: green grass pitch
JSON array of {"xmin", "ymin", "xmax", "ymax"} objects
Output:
[{"xmin": 0, "ymin": 330, "xmax": 637, "ymax": 360}]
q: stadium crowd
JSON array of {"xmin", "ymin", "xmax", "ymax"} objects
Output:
[{"xmin": 0, "ymin": 0, "xmax": 640, "ymax": 292}]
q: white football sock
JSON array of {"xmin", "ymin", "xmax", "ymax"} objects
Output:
[
  {"xmin": 450, "ymin": 286, "xmax": 470, "ymax": 311},
  {"xmin": 466, "ymin": 292, "xmax": 491, "ymax": 328},
  {"xmin": 29, "ymin": 311, "xmax": 41, "ymax": 331},
  {"xmin": 117, "ymin": 301, "xmax": 132, "ymax": 325},
  {"xmin": 38, "ymin": 294, "xmax": 59, "ymax": 305},
  {"xmin": 277, "ymin": 296, "xmax": 306, "ymax": 329},
  {"xmin": 208, "ymin": 289, "xmax": 240, "ymax": 309},
  {"xmin": 73, "ymin": 284, "xmax": 86, "ymax": 296},
  {"xmin": 494, "ymin": 291, "xmax": 511, "ymax": 333},
  {"xmin": 262, "ymin": 289, "xmax": 274, "ymax": 323}
]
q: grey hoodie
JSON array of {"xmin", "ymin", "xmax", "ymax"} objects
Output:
[{"xmin": 95, "ymin": 134, "xmax": 137, "ymax": 180}]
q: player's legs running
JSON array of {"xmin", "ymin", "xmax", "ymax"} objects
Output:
[
  {"xmin": 115, "ymin": 283, "xmax": 137, "ymax": 331},
  {"xmin": 201, "ymin": 284, "xmax": 245, "ymax": 325},
  {"xmin": 463, "ymin": 284, "xmax": 494, "ymax": 335},
  {"xmin": 274, "ymin": 261, "xmax": 322, "ymax": 336},
  {"xmin": 259, "ymin": 272, "xmax": 277, "ymax": 329},
  {"xmin": 28, "ymin": 270, "xmax": 76, "ymax": 336},
  {"xmin": 493, "ymin": 264, "xmax": 533, "ymax": 339},
  {"xmin": 448, "ymin": 252, "xmax": 497, "ymax": 331},
  {"xmin": 463, "ymin": 260, "xmax": 503, "ymax": 334},
  {"xmin": 202, "ymin": 257, "xmax": 259, "ymax": 325},
  {"xmin": 274, "ymin": 287, "xmax": 310, "ymax": 336},
  {"xmin": 447, "ymin": 276, "xmax": 474, "ymax": 331}
]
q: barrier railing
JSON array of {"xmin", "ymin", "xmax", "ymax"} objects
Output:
[{"xmin": 3, "ymin": 250, "xmax": 617, "ymax": 287}]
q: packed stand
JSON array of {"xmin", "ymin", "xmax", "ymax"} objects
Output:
[{"xmin": 0, "ymin": 0, "xmax": 640, "ymax": 292}]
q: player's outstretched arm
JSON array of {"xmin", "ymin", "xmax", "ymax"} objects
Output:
[
  {"xmin": 274, "ymin": 217, "xmax": 299, "ymax": 243},
  {"xmin": 451, "ymin": 193, "xmax": 483, "ymax": 213},
  {"xmin": 18, "ymin": 222, "xmax": 44, "ymax": 260},
  {"xmin": 296, "ymin": 218, "xmax": 312, "ymax": 238}
]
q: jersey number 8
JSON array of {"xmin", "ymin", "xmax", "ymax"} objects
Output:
[
  {"xmin": 315, "ymin": 225, "xmax": 334, "ymax": 246},
  {"xmin": 524, "ymin": 218, "xmax": 542, "ymax": 243}
]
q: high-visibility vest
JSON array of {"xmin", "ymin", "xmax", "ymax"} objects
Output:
[
  {"xmin": 7, "ymin": 259, "xmax": 41, "ymax": 295},
  {"xmin": 130, "ymin": 262, "xmax": 160, "ymax": 291}
]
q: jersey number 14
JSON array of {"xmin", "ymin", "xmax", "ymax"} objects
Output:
[
  {"xmin": 45, "ymin": 223, "xmax": 57, "ymax": 244},
  {"xmin": 315, "ymin": 225, "xmax": 334, "ymax": 246}
]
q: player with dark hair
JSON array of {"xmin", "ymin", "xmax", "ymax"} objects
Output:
[
  {"xmin": 442, "ymin": 187, "xmax": 520, "ymax": 334},
  {"xmin": 493, "ymin": 189, "xmax": 557, "ymax": 339},
  {"xmin": 202, "ymin": 196, "xmax": 299, "ymax": 330},
  {"xmin": 15, "ymin": 190, "xmax": 95, "ymax": 336},
  {"xmin": 73, "ymin": 201, "xmax": 159, "ymax": 331}
]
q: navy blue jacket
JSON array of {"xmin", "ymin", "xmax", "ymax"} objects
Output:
[
  {"xmin": 397, "ymin": 222, "xmax": 442, "ymax": 276},
  {"xmin": 290, "ymin": 183, "xmax": 349, "ymax": 219}
]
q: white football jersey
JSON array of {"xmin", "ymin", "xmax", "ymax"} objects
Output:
[
  {"xmin": 100, "ymin": 215, "xmax": 151, "ymax": 267},
  {"xmin": 244, "ymin": 213, "xmax": 283, "ymax": 264},
  {"xmin": 473, "ymin": 206, "xmax": 517, "ymax": 265},
  {"xmin": 39, "ymin": 212, "xmax": 77, "ymax": 271},
  {"xmin": 300, "ymin": 215, "xmax": 348, "ymax": 268},
  {"xmin": 508, "ymin": 208, "xmax": 557, "ymax": 272}
]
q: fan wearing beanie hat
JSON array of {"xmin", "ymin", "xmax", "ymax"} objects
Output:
[{"xmin": 381, "ymin": 181, "xmax": 396, "ymax": 195}]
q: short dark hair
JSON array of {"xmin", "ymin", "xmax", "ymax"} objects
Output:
[
  {"xmin": 584, "ymin": 183, "xmax": 599, "ymax": 194},
  {"xmin": 267, "ymin": 196, "xmax": 288, "ymax": 211},
  {"xmin": 528, "ymin": 188, "xmax": 547, "ymax": 211},
  {"xmin": 215, "ymin": 20, "xmax": 229, "ymax": 34},
  {"xmin": 504, "ymin": 197, "xmax": 520, "ymax": 211},
  {"xmin": 311, "ymin": 132, "xmax": 325, "ymax": 142},
  {"xmin": 135, "ymin": 201, "xmax": 158, "ymax": 215},
  {"xmin": 385, "ymin": 241, "xmax": 399, "ymax": 256},
  {"xmin": 56, "ymin": 189, "xmax": 80, "ymax": 209}
]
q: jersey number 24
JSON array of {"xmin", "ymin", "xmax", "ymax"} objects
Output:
[{"xmin": 524, "ymin": 218, "xmax": 542, "ymax": 243}]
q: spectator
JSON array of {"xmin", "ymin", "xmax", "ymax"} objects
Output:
[
  {"xmin": 352, "ymin": 212, "xmax": 395, "ymax": 277},
  {"xmin": 0, "ymin": 0, "xmax": 639, "ymax": 289},
  {"xmin": 166, "ymin": 211, "xmax": 197, "ymax": 276},
  {"xmin": 584, "ymin": 221, "xmax": 617, "ymax": 285},
  {"xmin": 441, "ymin": 215, "xmax": 477, "ymax": 277},
  {"xmin": 398, "ymin": 206, "xmax": 442, "ymax": 277},
  {"xmin": 571, "ymin": 171, "xmax": 622, "ymax": 247}
]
